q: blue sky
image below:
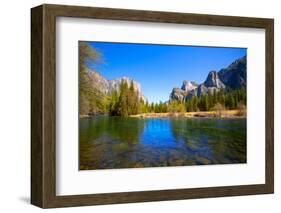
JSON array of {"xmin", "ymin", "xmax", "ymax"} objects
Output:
[{"xmin": 86, "ymin": 42, "xmax": 246, "ymax": 103}]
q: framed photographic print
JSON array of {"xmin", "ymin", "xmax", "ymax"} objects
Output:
[{"xmin": 31, "ymin": 4, "xmax": 274, "ymax": 208}]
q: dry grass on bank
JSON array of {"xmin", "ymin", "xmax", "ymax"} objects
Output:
[{"xmin": 129, "ymin": 109, "xmax": 246, "ymax": 119}]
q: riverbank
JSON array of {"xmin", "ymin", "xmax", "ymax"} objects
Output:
[
  {"xmin": 80, "ymin": 113, "xmax": 111, "ymax": 118},
  {"xmin": 129, "ymin": 109, "xmax": 246, "ymax": 119},
  {"xmin": 80, "ymin": 114, "xmax": 90, "ymax": 118},
  {"xmin": 80, "ymin": 109, "xmax": 246, "ymax": 119}
]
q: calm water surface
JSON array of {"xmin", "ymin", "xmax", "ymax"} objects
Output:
[{"xmin": 79, "ymin": 116, "xmax": 246, "ymax": 170}]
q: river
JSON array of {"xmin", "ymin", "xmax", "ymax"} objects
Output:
[{"xmin": 79, "ymin": 116, "xmax": 246, "ymax": 170}]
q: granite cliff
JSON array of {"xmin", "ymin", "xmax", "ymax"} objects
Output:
[
  {"xmin": 170, "ymin": 56, "xmax": 246, "ymax": 102},
  {"xmin": 87, "ymin": 70, "xmax": 147, "ymax": 102}
]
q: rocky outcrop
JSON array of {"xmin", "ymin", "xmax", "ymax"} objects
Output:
[
  {"xmin": 218, "ymin": 56, "xmax": 246, "ymax": 89},
  {"xmin": 110, "ymin": 77, "xmax": 147, "ymax": 102},
  {"xmin": 87, "ymin": 70, "xmax": 147, "ymax": 102},
  {"xmin": 169, "ymin": 55, "xmax": 246, "ymax": 102},
  {"xmin": 88, "ymin": 70, "xmax": 110, "ymax": 94},
  {"xmin": 170, "ymin": 88, "xmax": 188, "ymax": 102},
  {"xmin": 110, "ymin": 77, "xmax": 139, "ymax": 93},
  {"xmin": 181, "ymin": 80, "xmax": 198, "ymax": 92},
  {"xmin": 87, "ymin": 55, "xmax": 246, "ymax": 104},
  {"xmin": 170, "ymin": 80, "xmax": 198, "ymax": 102},
  {"xmin": 204, "ymin": 71, "xmax": 225, "ymax": 89}
]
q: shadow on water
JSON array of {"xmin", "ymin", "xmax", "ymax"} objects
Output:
[{"xmin": 79, "ymin": 116, "xmax": 246, "ymax": 170}]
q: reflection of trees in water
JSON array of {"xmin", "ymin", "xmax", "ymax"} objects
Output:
[
  {"xmin": 79, "ymin": 117, "xmax": 247, "ymax": 170},
  {"xmin": 79, "ymin": 116, "xmax": 145, "ymax": 169},
  {"xmin": 169, "ymin": 118, "xmax": 247, "ymax": 164},
  {"xmin": 80, "ymin": 116, "xmax": 145, "ymax": 144}
]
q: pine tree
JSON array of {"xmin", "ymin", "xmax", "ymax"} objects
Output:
[
  {"xmin": 118, "ymin": 80, "xmax": 129, "ymax": 117},
  {"xmin": 108, "ymin": 80, "xmax": 142, "ymax": 116},
  {"xmin": 128, "ymin": 81, "xmax": 135, "ymax": 115},
  {"xmin": 202, "ymin": 95, "xmax": 209, "ymax": 111},
  {"xmin": 151, "ymin": 103, "xmax": 155, "ymax": 113},
  {"xmin": 229, "ymin": 95, "xmax": 235, "ymax": 109},
  {"xmin": 193, "ymin": 96, "xmax": 198, "ymax": 111},
  {"xmin": 109, "ymin": 90, "xmax": 119, "ymax": 116}
]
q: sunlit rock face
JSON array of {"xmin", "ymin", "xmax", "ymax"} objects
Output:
[
  {"xmin": 109, "ymin": 77, "xmax": 147, "ymax": 102},
  {"xmin": 181, "ymin": 80, "xmax": 198, "ymax": 92},
  {"xmin": 169, "ymin": 88, "xmax": 187, "ymax": 102},
  {"xmin": 87, "ymin": 71, "xmax": 147, "ymax": 102},
  {"xmin": 169, "ymin": 55, "xmax": 247, "ymax": 102},
  {"xmin": 170, "ymin": 81, "xmax": 197, "ymax": 102},
  {"xmin": 88, "ymin": 70, "xmax": 110, "ymax": 94},
  {"xmin": 204, "ymin": 71, "xmax": 225, "ymax": 89},
  {"xmin": 87, "ymin": 55, "xmax": 246, "ymax": 104}
]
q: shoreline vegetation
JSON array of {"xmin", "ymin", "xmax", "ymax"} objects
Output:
[
  {"xmin": 80, "ymin": 109, "xmax": 246, "ymax": 119},
  {"xmin": 129, "ymin": 109, "xmax": 246, "ymax": 119}
]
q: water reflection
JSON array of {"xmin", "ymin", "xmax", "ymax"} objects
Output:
[{"xmin": 79, "ymin": 116, "xmax": 246, "ymax": 170}]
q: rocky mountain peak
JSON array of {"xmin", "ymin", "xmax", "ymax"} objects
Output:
[
  {"xmin": 170, "ymin": 55, "xmax": 246, "ymax": 102},
  {"xmin": 87, "ymin": 70, "xmax": 147, "ymax": 102},
  {"xmin": 204, "ymin": 71, "xmax": 225, "ymax": 89},
  {"xmin": 218, "ymin": 56, "xmax": 247, "ymax": 89},
  {"xmin": 110, "ymin": 77, "xmax": 140, "ymax": 93},
  {"xmin": 88, "ymin": 70, "xmax": 110, "ymax": 94},
  {"xmin": 110, "ymin": 77, "xmax": 147, "ymax": 102},
  {"xmin": 170, "ymin": 88, "xmax": 187, "ymax": 102},
  {"xmin": 181, "ymin": 80, "xmax": 198, "ymax": 92}
]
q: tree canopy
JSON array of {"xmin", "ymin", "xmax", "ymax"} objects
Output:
[{"xmin": 79, "ymin": 42, "xmax": 246, "ymax": 117}]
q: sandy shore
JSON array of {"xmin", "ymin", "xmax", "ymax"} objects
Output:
[{"xmin": 129, "ymin": 110, "xmax": 246, "ymax": 119}]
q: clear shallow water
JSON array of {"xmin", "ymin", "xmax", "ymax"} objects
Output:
[{"xmin": 79, "ymin": 116, "xmax": 246, "ymax": 170}]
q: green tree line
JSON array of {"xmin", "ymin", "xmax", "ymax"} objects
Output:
[
  {"xmin": 109, "ymin": 80, "xmax": 141, "ymax": 117},
  {"xmin": 185, "ymin": 88, "xmax": 246, "ymax": 112},
  {"xmin": 79, "ymin": 42, "xmax": 246, "ymax": 117},
  {"xmin": 108, "ymin": 86, "xmax": 246, "ymax": 116}
]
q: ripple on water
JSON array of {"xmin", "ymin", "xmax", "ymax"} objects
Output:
[{"xmin": 79, "ymin": 116, "xmax": 246, "ymax": 170}]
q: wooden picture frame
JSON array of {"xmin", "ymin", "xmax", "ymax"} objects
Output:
[{"xmin": 31, "ymin": 4, "xmax": 274, "ymax": 208}]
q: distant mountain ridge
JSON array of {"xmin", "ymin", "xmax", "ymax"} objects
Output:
[
  {"xmin": 170, "ymin": 56, "xmax": 246, "ymax": 102},
  {"xmin": 88, "ymin": 70, "xmax": 147, "ymax": 102},
  {"xmin": 87, "ymin": 56, "xmax": 246, "ymax": 104}
]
